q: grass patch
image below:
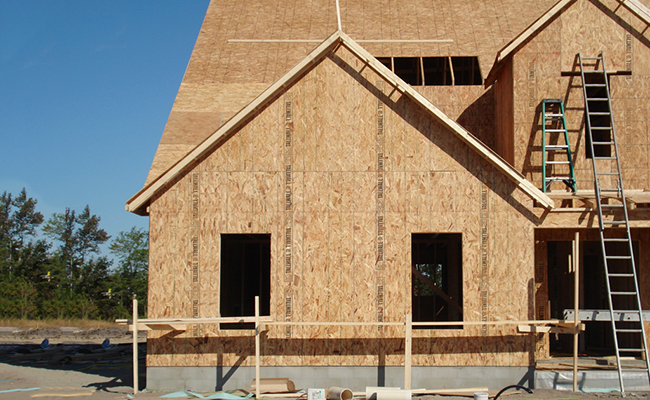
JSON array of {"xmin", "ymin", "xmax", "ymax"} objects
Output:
[{"xmin": 0, "ymin": 319, "xmax": 120, "ymax": 329}]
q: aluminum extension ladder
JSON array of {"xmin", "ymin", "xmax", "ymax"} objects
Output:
[
  {"xmin": 541, "ymin": 99, "xmax": 576, "ymax": 192},
  {"xmin": 578, "ymin": 52, "xmax": 650, "ymax": 395}
]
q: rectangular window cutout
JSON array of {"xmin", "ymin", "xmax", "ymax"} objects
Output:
[
  {"xmin": 393, "ymin": 57, "xmax": 422, "ymax": 86},
  {"xmin": 412, "ymin": 233, "xmax": 463, "ymax": 329},
  {"xmin": 220, "ymin": 234, "xmax": 271, "ymax": 330},
  {"xmin": 423, "ymin": 57, "xmax": 452, "ymax": 85},
  {"xmin": 377, "ymin": 56, "xmax": 482, "ymax": 86},
  {"xmin": 451, "ymin": 57, "xmax": 483, "ymax": 85}
]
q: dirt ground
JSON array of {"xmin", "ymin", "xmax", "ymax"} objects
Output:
[{"xmin": 0, "ymin": 327, "xmax": 649, "ymax": 400}]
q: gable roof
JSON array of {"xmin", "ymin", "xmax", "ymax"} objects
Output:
[
  {"xmin": 485, "ymin": 0, "xmax": 650, "ymax": 86},
  {"xmin": 145, "ymin": 0, "xmax": 559, "ymax": 187},
  {"xmin": 126, "ymin": 30, "xmax": 555, "ymax": 215},
  {"xmin": 484, "ymin": 0, "xmax": 576, "ymax": 86}
]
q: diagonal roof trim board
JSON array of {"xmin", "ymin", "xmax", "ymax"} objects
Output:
[
  {"xmin": 127, "ymin": 30, "xmax": 555, "ymax": 215},
  {"xmin": 617, "ymin": 0, "xmax": 650, "ymax": 25},
  {"xmin": 484, "ymin": 0, "xmax": 576, "ymax": 86},
  {"xmin": 126, "ymin": 31, "xmax": 344, "ymax": 215},
  {"xmin": 338, "ymin": 32, "xmax": 555, "ymax": 209}
]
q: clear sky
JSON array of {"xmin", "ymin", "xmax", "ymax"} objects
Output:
[{"xmin": 0, "ymin": 1, "xmax": 210, "ymax": 252}]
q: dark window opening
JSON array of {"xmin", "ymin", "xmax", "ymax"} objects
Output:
[
  {"xmin": 393, "ymin": 57, "xmax": 422, "ymax": 85},
  {"xmin": 220, "ymin": 234, "xmax": 270, "ymax": 330},
  {"xmin": 584, "ymin": 74, "xmax": 612, "ymax": 158},
  {"xmin": 547, "ymin": 240, "xmax": 639, "ymax": 356},
  {"xmin": 377, "ymin": 56, "xmax": 482, "ymax": 86},
  {"xmin": 451, "ymin": 57, "xmax": 483, "ymax": 85},
  {"xmin": 423, "ymin": 57, "xmax": 452, "ymax": 85},
  {"xmin": 412, "ymin": 233, "xmax": 463, "ymax": 329}
]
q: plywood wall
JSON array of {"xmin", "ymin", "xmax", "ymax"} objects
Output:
[
  {"xmin": 147, "ymin": 44, "xmax": 541, "ymax": 368},
  {"xmin": 145, "ymin": 0, "xmax": 559, "ymax": 186},
  {"xmin": 508, "ymin": 0, "xmax": 650, "ymax": 193}
]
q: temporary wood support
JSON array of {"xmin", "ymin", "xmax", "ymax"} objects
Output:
[
  {"xmin": 405, "ymin": 314, "xmax": 412, "ymax": 390},
  {"xmin": 227, "ymin": 39, "xmax": 453, "ymax": 43},
  {"xmin": 573, "ymin": 231, "xmax": 580, "ymax": 392},
  {"xmin": 120, "ymin": 307, "xmax": 577, "ymax": 397},
  {"xmin": 132, "ymin": 298, "xmax": 138, "ymax": 395}
]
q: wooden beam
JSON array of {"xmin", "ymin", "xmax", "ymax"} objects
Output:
[
  {"xmin": 617, "ymin": 0, "xmax": 650, "ymax": 25},
  {"xmin": 132, "ymin": 298, "xmax": 138, "ymax": 395},
  {"xmin": 405, "ymin": 314, "xmax": 412, "ymax": 390},
  {"xmin": 227, "ymin": 39, "xmax": 453, "ymax": 43}
]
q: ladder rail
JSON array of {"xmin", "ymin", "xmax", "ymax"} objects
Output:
[
  {"xmin": 541, "ymin": 99, "xmax": 576, "ymax": 192},
  {"xmin": 578, "ymin": 52, "xmax": 650, "ymax": 394}
]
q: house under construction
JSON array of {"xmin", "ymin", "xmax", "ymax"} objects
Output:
[{"xmin": 126, "ymin": 0, "xmax": 650, "ymax": 393}]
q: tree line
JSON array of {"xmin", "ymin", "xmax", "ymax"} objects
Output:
[{"xmin": 0, "ymin": 189, "xmax": 147, "ymax": 320}]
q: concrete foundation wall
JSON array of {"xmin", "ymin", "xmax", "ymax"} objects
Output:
[{"xmin": 146, "ymin": 366, "xmax": 534, "ymax": 392}]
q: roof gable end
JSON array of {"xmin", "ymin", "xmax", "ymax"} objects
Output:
[{"xmin": 127, "ymin": 30, "xmax": 554, "ymax": 215}]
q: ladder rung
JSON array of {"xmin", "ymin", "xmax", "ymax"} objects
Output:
[
  {"xmin": 610, "ymin": 291, "xmax": 636, "ymax": 295},
  {"xmin": 546, "ymin": 161, "xmax": 570, "ymax": 164},
  {"xmin": 543, "ymin": 98, "xmax": 562, "ymax": 103},
  {"xmin": 583, "ymin": 70, "xmax": 605, "ymax": 73},
  {"xmin": 597, "ymin": 172, "xmax": 618, "ymax": 175},
  {"xmin": 606, "ymin": 255, "xmax": 632, "ymax": 259},
  {"xmin": 609, "ymin": 273, "xmax": 635, "ymax": 277},
  {"xmin": 616, "ymin": 329, "xmax": 643, "ymax": 333},
  {"xmin": 594, "ymin": 156, "xmax": 617, "ymax": 160},
  {"xmin": 618, "ymin": 348, "xmax": 645, "ymax": 352},
  {"xmin": 604, "ymin": 238, "xmax": 629, "ymax": 242},
  {"xmin": 591, "ymin": 126, "xmax": 612, "ymax": 130},
  {"xmin": 593, "ymin": 141, "xmax": 615, "ymax": 145},
  {"xmin": 601, "ymin": 203, "xmax": 624, "ymax": 208},
  {"xmin": 545, "ymin": 129, "xmax": 566, "ymax": 133},
  {"xmin": 546, "ymin": 177, "xmax": 572, "ymax": 181},
  {"xmin": 589, "ymin": 112, "xmax": 611, "ymax": 115},
  {"xmin": 582, "ymin": 57, "xmax": 602, "ymax": 60},
  {"xmin": 546, "ymin": 145, "xmax": 569, "ymax": 150},
  {"xmin": 585, "ymin": 83, "xmax": 607, "ymax": 87},
  {"xmin": 545, "ymin": 113, "xmax": 564, "ymax": 117},
  {"xmin": 587, "ymin": 98, "xmax": 609, "ymax": 101},
  {"xmin": 603, "ymin": 220, "xmax": 627, "ymax": 224}
]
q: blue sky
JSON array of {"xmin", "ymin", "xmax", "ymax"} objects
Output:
[{"xmin": 0, "ymin": 1, "xmax": 210, "ymax": 254}]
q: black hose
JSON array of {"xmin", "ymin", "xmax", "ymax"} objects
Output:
[{"xmin": 493, "ymin": 385, "xmax": 533, "ymax": 400}]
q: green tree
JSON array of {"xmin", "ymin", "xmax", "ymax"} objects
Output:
[
  {"xmin": 109, "ymin": 227, "xmax": 148, "ymax": 318},
  {"xmin": 43, "ymin": 205, "xmax": 110, "ymax": 293},
  {"xmin": 0, "ymin": 189, "xmax": 44, "ymax": 279}
]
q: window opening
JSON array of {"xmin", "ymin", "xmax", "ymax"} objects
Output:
[
  {"xmin": 220, "ymin": 234, "xmax": 271, "ymax": 329},
  {"xmin": 411, "ymin": 233, "xmax": 463, "ymax": 329},
  {"xmin": 393, "ymin": 57, "xmax": 422, "ymax": 85},
  {"xmin": 451, "ymin": 56, "xmax": 483, "ymax": 85},
  {"xmin": 377, "ymin": 56, "xmax": 482, "ymax": 86}
]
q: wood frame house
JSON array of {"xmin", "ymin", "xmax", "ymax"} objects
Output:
[{"xmin": 126, "ymin": 0, "xmax": 650, "ymax": 392}]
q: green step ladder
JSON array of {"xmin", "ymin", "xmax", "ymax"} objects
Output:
[{"xmin": 541, "ymin": 99, "xmax": 576, "ymax": 192}]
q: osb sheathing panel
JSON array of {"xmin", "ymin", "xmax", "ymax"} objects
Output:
[
  {"xmin": 146, "ymin": 44, "xmax": 540, "ymax": 368},
  {"xmin": 508, "ymin": 0, "xmax": 650, "ymax": 196},
  {"xmin": 144, "ymin": 0, "xmax": 558, "ymax": 187}
]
